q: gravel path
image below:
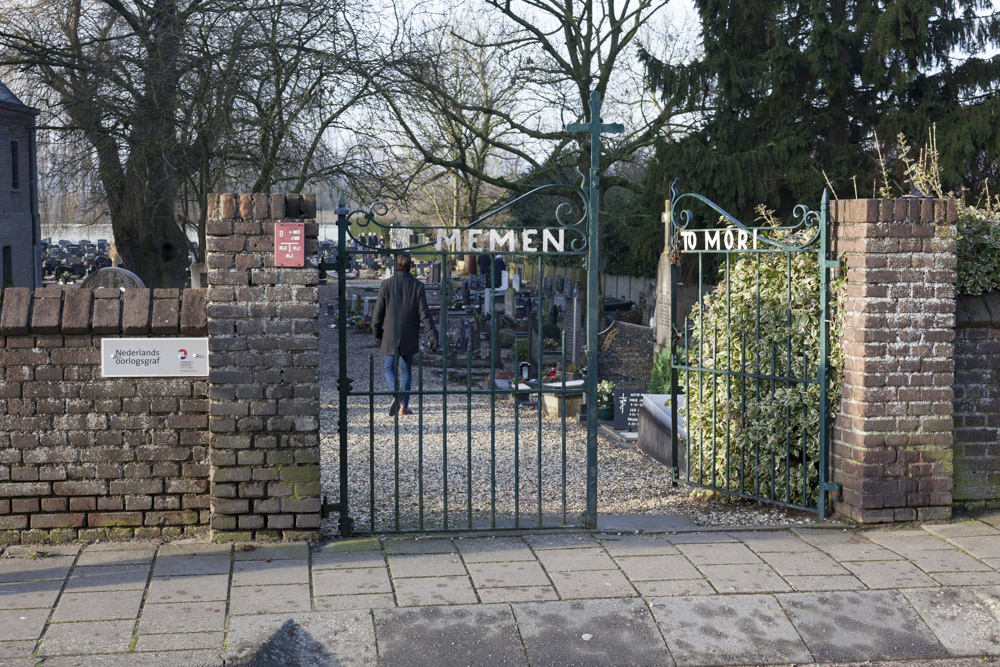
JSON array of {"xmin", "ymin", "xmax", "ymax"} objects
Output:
[{"xmin": 317, "ymin": 283, "xmax": 817, "ymax": 535}]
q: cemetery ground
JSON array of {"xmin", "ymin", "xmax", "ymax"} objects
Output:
[{"xmin": 316, "ymin": 283, "xmax": 819, "ymax": 535}]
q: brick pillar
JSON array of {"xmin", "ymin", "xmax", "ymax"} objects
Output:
[
  {"xmin": 206, "ymin": 192, "xmax": 320, "ymax": 541},
  {"xmin": 831, "ymin": 198, "xmax": 958, "ymax": 523}
]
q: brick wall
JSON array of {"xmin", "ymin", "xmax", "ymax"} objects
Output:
[
  {"xmin": 0, "ymin": 287, "xmax": 209, "ymax": 542},
  {"xmin": 205, "ymin": 192, "xmax": 321, "ymax": 541},
  {"xmin": 830, "ymin": 198, "xmax": 958, "ymax": 523},
  {"xmin": 954, "ymin": 292, "xmax": 1000, "ymax": 510}
]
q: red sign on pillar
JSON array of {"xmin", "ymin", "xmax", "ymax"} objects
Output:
[{"xmin": 274, "ymin": 222, "xmax": 306, "ymax": 267}]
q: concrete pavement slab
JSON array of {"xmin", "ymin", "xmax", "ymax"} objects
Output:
[
  {"xmin": 725, "ymin": 530, "xmax": 817, "ymax": 552},
  {"xmin": 597, "ymin": 514, "xmax": 697, "ymax": 532},
  {"xmin": 946, "ymin": 535, "xmax": 1000, "ymax": 559},
  {"xmin": 863, "ymin": 530, "xmax": 955, "ymax": 556},
  {"xmin": 40, "ymin": 651, "xmax": 223, "ymax": 666},
  {"xmin": 392, "ymin": 575, "xmax": 477, "ymax": 606},
  {"xmin": 515, "ymin": 598, "xmax": 670, "ymax": 667},
  {"xmin": 0, "ymin": 639, "xmax": 35, "ymax": 659},
  {"xmin": 313, "ymin": 593, "xmax": 396, "ymax": 611},
  {"xmin": 598, "ymin": 535, "xmax": 679, "ymax": 557},
  {"xmin": 792, "ymin": 527, "xmax": 860, "ymax": 544},
  {"xmin": 633, "ymin": 579, "xmax": 716, "ymax": 596},
  {"xmin": 134, "ymin": 631, "xmax": 224, "ymax": 652},
  {"xmin": 549, "ymin": 569, "xmax": 637, "ymax": 599},
  {"xmin": 156, "ymin": 542, "xmax": 231, "ymax": 556},
  {"xmin": 843, "ymin": 560, "xmax": 940, "ymax": 589},
  {"xmin": 51, "ymin": 589, "xmax": 143, "ymax": 622},
  {"xmin": 758, "ymin": 550, "xmax": 850, "ymax": 576},
  {"xmin": 310, "ymin": 549, "xmax": 384, "ymax": 570},
  {"xmin": 924, "ymin": 521, "xmax": 1000, "ymax": 539},
  {"xmin": 387, "ymin": 553, "xmax": 467, "ymax": 578},
  {"xmin": 226, "ymin": 610, "xmax": 379, "ymax": 666},
  {"xmin": 535, "ymin": 548, "xmax": 617, "ymax": 571},
  {"xmin": 909, "ymin": 549, "xmax": 994, "ymax": 573},
  {"xmin": 454, "ymin": 537, "xmax": 535, "ymax": 562},
  {"xmin": 477, "ymin": 585, "xmax": 559, "ymax": 603},
  {"xmin": 75, "ymin": 546, "xmax": 155, "ymax": 567},
  {"xmin": 615, "ymin": 555, "xmax": 704, "ymax": 581},
  {"xmin": 777, "ymin": 590, "xmax": 948, "ymax": 662},
  {"xmin": 932, "ymin": 570, "xmax": 1000, "ymax": 586},
  {"xmin": 699, "ymin": 563, "xmax": 792, "ymax": 593},
  {"xmin": 63, "ymin": 563, "xmax": 150, "ymax": 592},
  {"xmin": 139, "ymin": 601, "xmax": 227, "ymax": 633},
  {"xmin": 0, "ymin": 608, "xmax": 49, "ymax": 641},
  {"xmin": 229, "ymin": 584, "xmax": 312, "ymax": 615},
  {"xmin": 784, "ymin": 575, "xmax": 867, "ymax": 592},
  {"xmin": 523, "ymin": 533, "xmax": 599, "ymax": 550},
  {"xmin": 979, "ymin": 512, "xmax": 1000, "ymax": 528},
  {"xmin": 231, "ymin": 558, "xmax": 309, "ymax": 586},
  {"xmin": 466, "ymin": 560, "xmax": 551, "ymax": 588},
  {"xmin": 816, "ymin": 541, "xmax": 903, "ymax": 561},
  {"xmin": 662, "ymin": 533, "xmax": 738, "ymax": 544},
  {"xmin": 675, "ymin": 542, "xmax": 762, "ymax": 565},
  {"xmin": 0, "ymin": 579, "xmax": 64, "ymax": 609},
  {"xmin": 312, "ymin": 567, "xmax": 391, "ymax": 596},
  {"xmin": 4, "ymin": 546, "xmax": 79, "ymax": 558},
  {"xmin": 649, "ymin": 594, "xmax": 810, "ymax": 666},
  {"xmin": 146, "ymin": 574, "xmax": 230, "ymax": 603},
  {"xmin": 233, "ymin": 543, "xmax": 309, "ymax": 560},
  {"xmin": 374, "ymin": 604, "xmax": 525, "ymax": 667},
  {"xmin": 0, "ymin": 557, "xmax": 75, "ymax": 583},
  {"xmin": 903, "ymin": 586, "xmax": 1000, "ymax": 656},
  {"xmin": 153, "ymin": 554, "xmax": 231, "ymax": 578},
  {"xmin": 38, "ymin": 619, "xmax": 135, "ymax": 655},
  {"xmin": 381, "ymin": 538, "xmax": 455, "ymax": 554}
]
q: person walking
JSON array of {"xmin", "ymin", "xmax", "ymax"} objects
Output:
[{"xmin": 372, "ymin": 253, "xmax": 439, "ymax": 415}]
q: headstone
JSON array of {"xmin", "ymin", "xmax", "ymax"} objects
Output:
[
  {"xmin": 505, "ymin": 288, "xmax": 515, "ymax": 319},
  {"xmin": 470, "ymin": 320, "xmax": 481, "ymax": 355},
  {"xmin": 555, "ymin": 275, "xmax": 564, "ymax": 294},
  {"xmin": 527, "ymin": 312, "xmax": 539, "ymax": 366},
  {"xmin": 543, "ymin": 276, "xmax": 552, "ymax": 294},
  {"xmin": 563, "ymin": 276, "xmax": 574, "ymax": 297},
  {"xmin": 431, "ymin": 261, "xmax": 442, "ymax": 284},
  {"xmin": 512, "ymin": 273, "xmax": 521, "ymax": 292},
  {"xmin": 597, "ymin": 320, "xmax": 655, "ymax": 391},
  {"xmin": 613, "ymin": 390, "xmax": 644, "ymax": 431}
]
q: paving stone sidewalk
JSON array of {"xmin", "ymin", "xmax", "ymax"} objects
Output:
[{"xmin": 1, "ymin": 514, "xmax": 999, "ymax": 666}]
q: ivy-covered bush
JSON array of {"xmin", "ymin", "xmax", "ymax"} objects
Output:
[
  {"xmin": 679, "ymin": 226, "xmax": 843, "ymax": 505},
  {"xmin": 957, "ymin": 204, "xmax": 1000, "ymax": 295},
  {"xmin": 541, "ymin": 322, "xmax": 562, "ymax": 341}
]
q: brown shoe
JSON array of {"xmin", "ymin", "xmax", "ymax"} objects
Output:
[{"xmin": 399, "ymin": 406, "xmax": 414, "ymax": 415}]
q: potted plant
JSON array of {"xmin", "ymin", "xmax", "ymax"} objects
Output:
[{"xmin": 596, "ymin": 380, "xmax": 614, "ymax": 422}]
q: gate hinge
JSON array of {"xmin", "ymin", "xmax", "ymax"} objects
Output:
[{"xmin": 820, "ymin": 481, "xmax": 843, "ymax": 493}]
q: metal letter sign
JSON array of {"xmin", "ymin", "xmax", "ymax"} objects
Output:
[
  {"xmin": 275, "ymin": 222, "xmax": 305, "ymax": 267},
  {"xmin": 101, "ymin": 338, "xmax": 210, "ymax": 377}
]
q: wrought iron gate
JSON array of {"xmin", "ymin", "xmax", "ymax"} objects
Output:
[
  {"xmin": 325, "ymin": 92, "xmax": 622, "ymax": 535},
  {"xmin": 667, "ymin": 185, "xmax": 841, "ymax": 517}
]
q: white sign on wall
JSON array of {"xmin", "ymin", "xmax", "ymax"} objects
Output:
[{"xmin": 101, "ymin": 338, "xmax": 210, "ymax": 378}]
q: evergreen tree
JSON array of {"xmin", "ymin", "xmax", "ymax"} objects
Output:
[{"xmin": 642, "ymin": 1, "xmax": 1000, "ymax": 220}]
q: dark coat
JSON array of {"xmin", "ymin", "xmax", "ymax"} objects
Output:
[{"xmin": 372, "ymin": 271, "xmax": 438, "ymax": 356}]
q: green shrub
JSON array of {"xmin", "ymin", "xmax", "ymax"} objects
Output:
[
  {"xmin": 497, "ymin": 314, "xmax": 516, "ymax": 329},
  {"xmin": 680, "ymin": 224, "xmax": 843, "ymax": 505},
  {"xmin": 957, "ymin": 204, "xmax": 1000, "ymax": 295},
  {"xmin": 515, "ymin": 339, "xmax": 529, "ymax": 361},
  {"xmin": 498, "ymin": 328, "xmax": 515, "ymax": 348},
  {"xmin": 648, "ymin": 346, "xmax": 671, "ymax": 394},
  {"xmin": 542, "ymin": 322, "xmax": 562, "ymax": 341}
]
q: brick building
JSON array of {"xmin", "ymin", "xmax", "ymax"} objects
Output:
[{"xmin": 0, "ymin": 80, "xmax": 41, "ymax": 287}]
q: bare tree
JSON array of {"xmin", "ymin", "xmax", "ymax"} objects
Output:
[{"xmin": 378, "ymin": 0, "xmax": 695, "ymax": 201}]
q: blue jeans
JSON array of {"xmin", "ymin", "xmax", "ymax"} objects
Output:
[{"xmin": 383, "ymin": 354, "xmax": 413, "ymax": 408}]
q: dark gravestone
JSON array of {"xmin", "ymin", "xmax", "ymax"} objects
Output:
[
  {"xmin": 543, "ymin": 276, "xmax": 552, "ymax": 294},
  {"xmin": 613, "ymin": 389, "xmax": 644, "ymax": 431},
  {"xmin": 555, "ymin": 275, "xmax": 564, "ymax": 294},
  {"xmin": 527, "ymin": 312, "xmax": 539, "ymax": 366},
  {"xmin": 597, "ymin": 320, "xmax": 654, "ymax": 391}
]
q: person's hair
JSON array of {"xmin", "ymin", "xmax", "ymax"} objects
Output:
[{"xmin": 397, "ymin": 253, "xmax": 412, "ymax": 272}]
